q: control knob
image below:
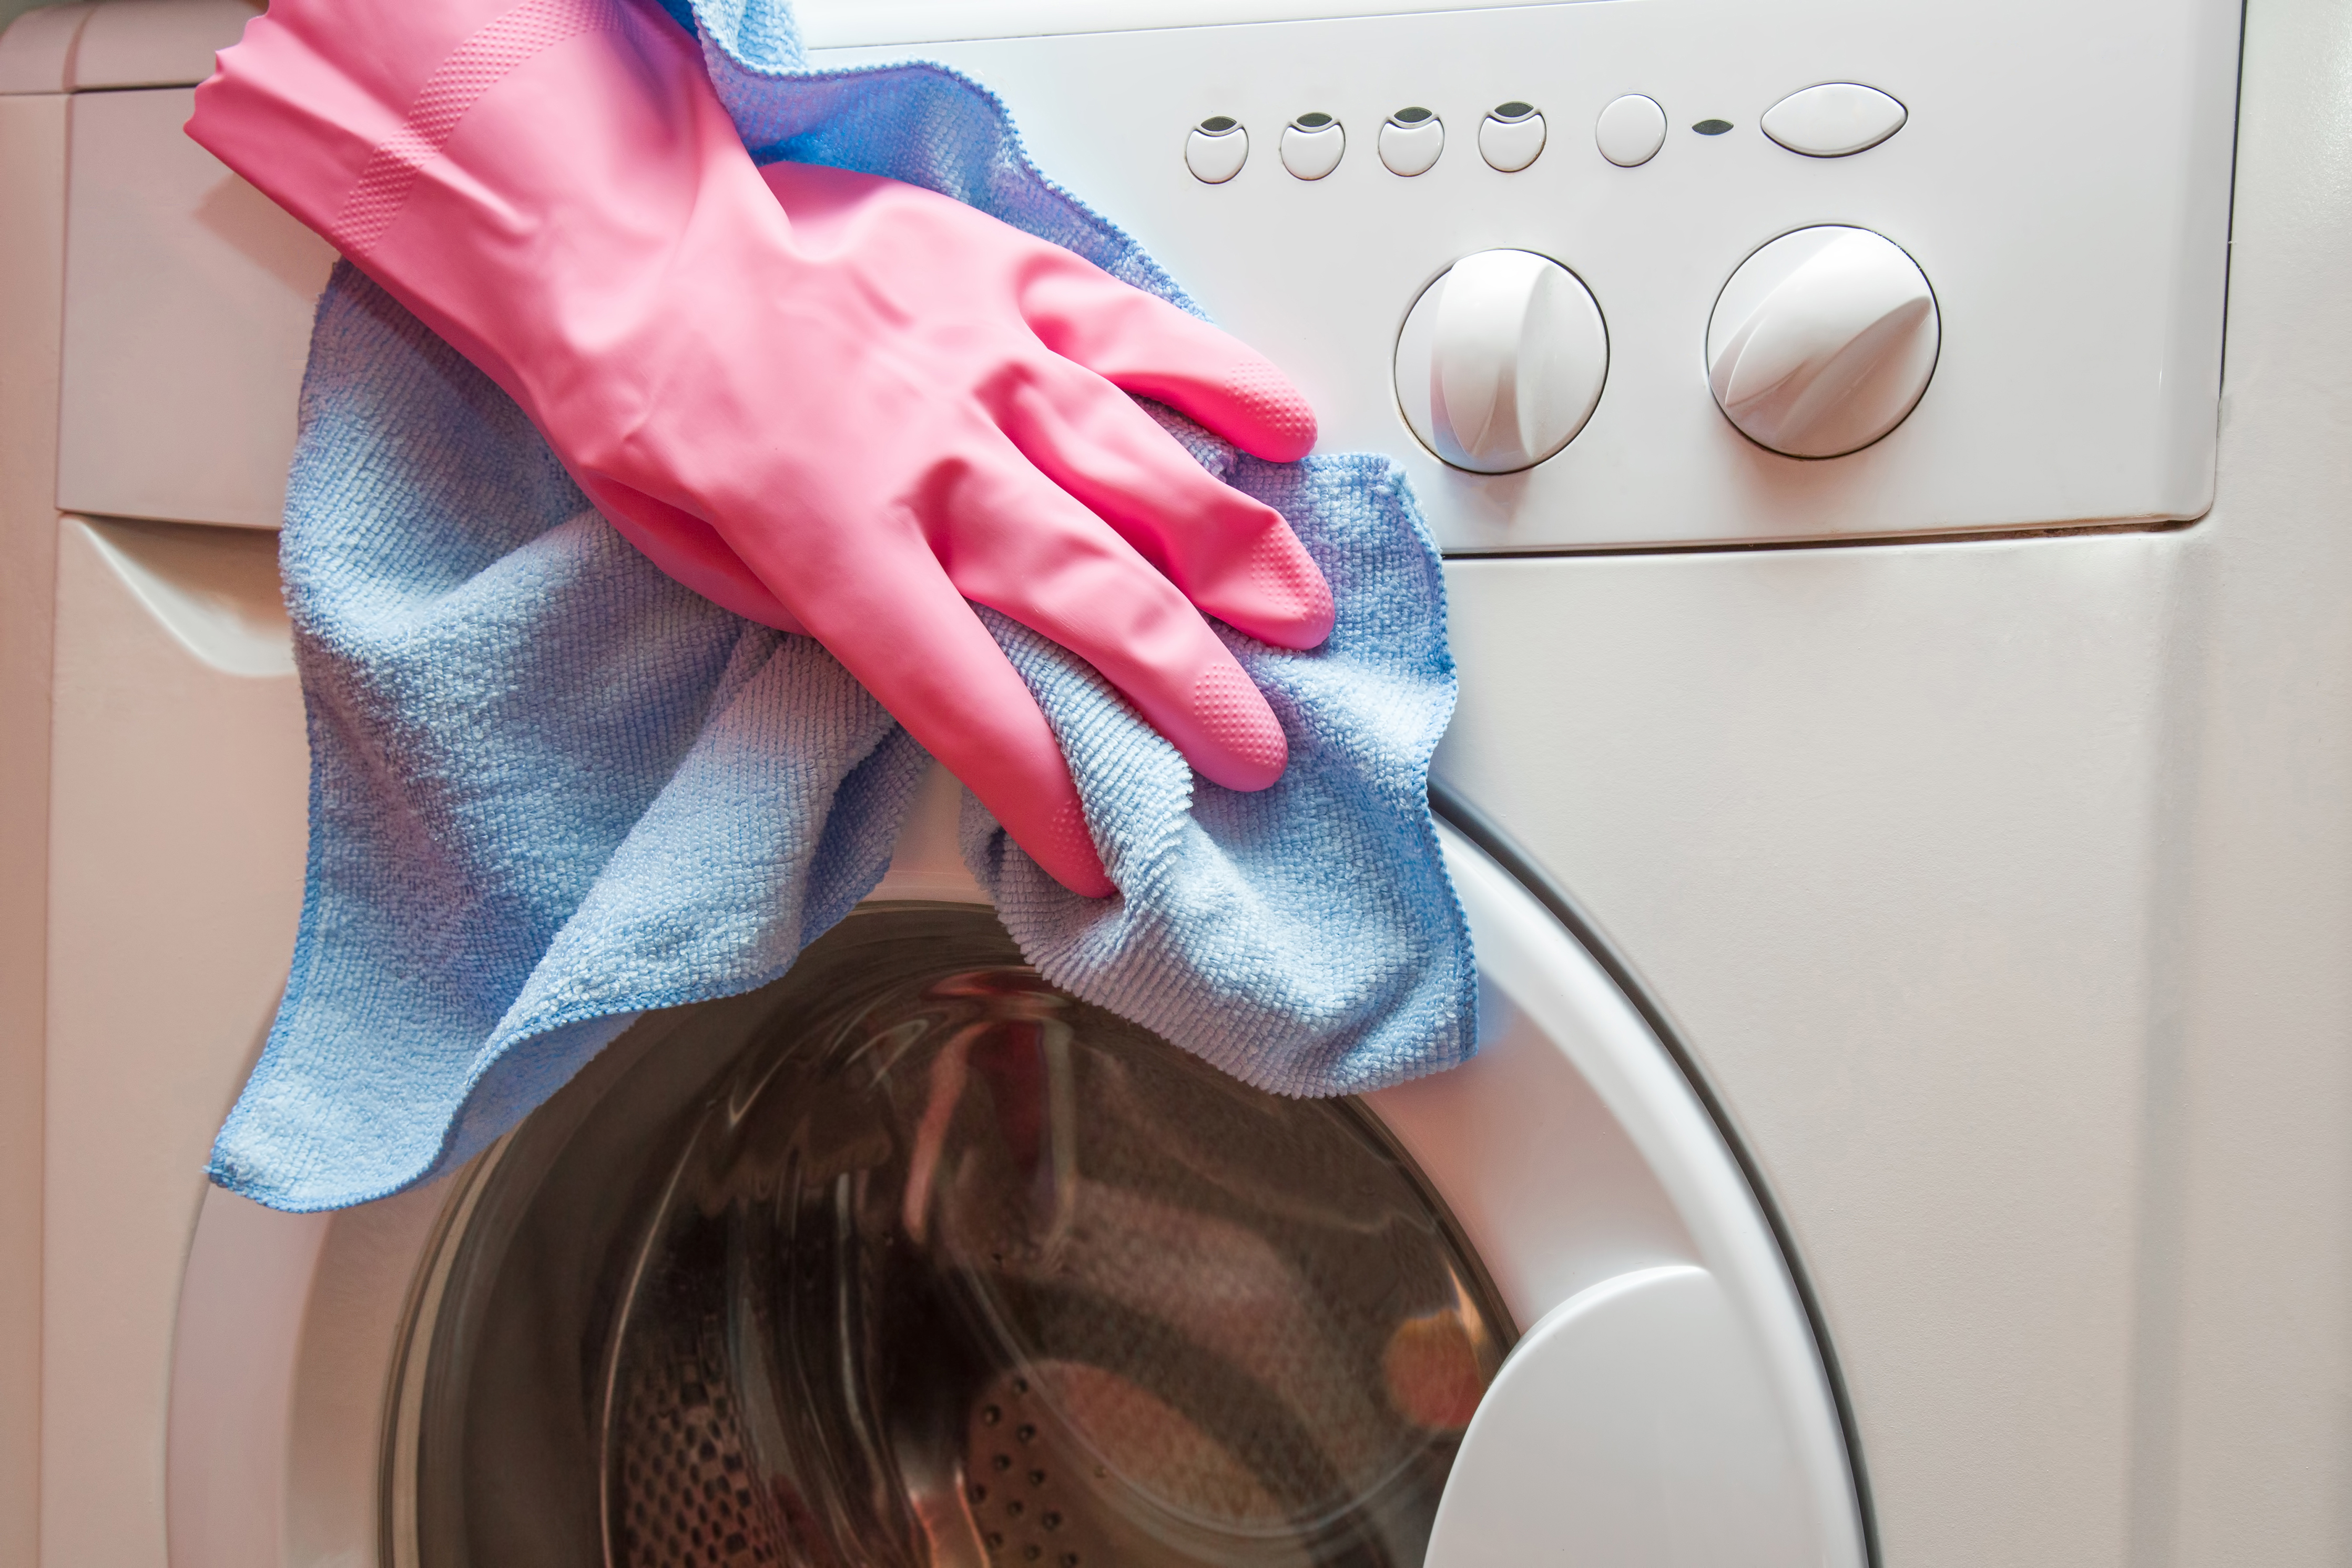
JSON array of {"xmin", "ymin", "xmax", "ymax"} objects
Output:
[
  {"xmin": 1394, "ymin": 249, "xmax": 1608, "ymax": 474},
  {"xmin": 1706, "ymin": 226, "xmax": 1939, "ymax": 458}
]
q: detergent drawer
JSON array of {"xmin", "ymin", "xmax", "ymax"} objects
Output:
[{"xmin": 56, "ymin": 82, "xmax": 334, "ymax": 529}]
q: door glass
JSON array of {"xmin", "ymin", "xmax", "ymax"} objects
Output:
[{"xmin": 402, "ymin": 906, "xmax": 1510, "ymax": 1568}]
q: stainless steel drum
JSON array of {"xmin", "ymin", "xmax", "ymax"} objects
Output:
[{"xmin": 392, "ymin": 905, "xmax": 1511, "ymax": 1567}]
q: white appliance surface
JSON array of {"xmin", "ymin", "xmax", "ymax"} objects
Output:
[
  {"xmin": 6, "ymin": 1, "xmax": 2352, "ymax": 1567},
  {"xmin": 29, "ymin": 0, "xmax": 2242, "ymax": 548},
  {"xmin": 814, "ymin": 0, "xmax": 2238, "ymax": 551},
  {"xmin": 160, "ymin": 813, "xmax": 1860, "ymax": 1568}
]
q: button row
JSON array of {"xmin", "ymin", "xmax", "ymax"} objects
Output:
[
  {"xmin": 1184, "ymin": 101, "xmax": 1552, "ymax": 183},
  {"xmin": 1185, "ymin": 82, "xmax": 1905, "ymax": 184}
]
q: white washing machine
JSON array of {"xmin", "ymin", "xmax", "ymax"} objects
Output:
[{"xmin": 4, "ymin": 0, "xmax": 2350, "ymax": 1564}]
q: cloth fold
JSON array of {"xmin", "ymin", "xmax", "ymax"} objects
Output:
[{"xmin": 210, "ymin": 0, "xmax": 1474, "ymax": 1212}]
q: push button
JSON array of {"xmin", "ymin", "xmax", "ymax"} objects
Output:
[
  {"xmin": 1759, "ymin": 83, "xmax": 1907, "ymax": 157},
  {"xmin": 1185, "ymin": 116, "xmax": 1248, "ymax": 183},
  {"xmin": 1281, "ymin": 112, "xmax": 1346, "ymax": 179},
  {"xmin": 1478, "ymin": 101, "xmax": 1546, "ymax": 171},
  {"xmin": 1379, "ymin": 107, "xmax": 1444, "ymax": 176},
  {"xmin": 1594, "ymin": 94, "xmax": 1666, "ymax": 167}
]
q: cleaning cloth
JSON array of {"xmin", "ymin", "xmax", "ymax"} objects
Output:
[{"xmin": 210, "ymin": 0, "xmax": 1474, "ymax": 1212}]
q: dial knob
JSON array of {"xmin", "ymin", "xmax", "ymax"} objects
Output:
[
  {"xmin": 1706, "ymin": 226, "xmax": 1939, "ymax": 459},
  {"xmin": 1394, "ymin": 249, "xmax": 1608, "ymax": 474}
]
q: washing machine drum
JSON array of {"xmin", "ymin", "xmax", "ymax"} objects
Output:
[{"xmin": 400, "ymin": 905, "xmax": 1511, "ymax": 1568}]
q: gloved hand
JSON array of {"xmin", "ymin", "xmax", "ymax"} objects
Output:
[{"xmin": 187, "ymin": 0, "xmax": 1335, "ymax": 899}]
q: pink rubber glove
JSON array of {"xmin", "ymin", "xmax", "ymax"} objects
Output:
[{"xmin": 186, "ymin": 0, "xmax": 1335, "ymax": 899}]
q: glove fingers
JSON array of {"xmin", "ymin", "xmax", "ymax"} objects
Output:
[
  {"xmin": 993, "ymin": 357, "xmax": 1334, "ymax": 651},
  {"xmin": 938, "ymin": 443, "xmax": 1292, "ymax": 793},
  {"xmin": 1021, "ymin": 262, "xmax": 1320, "ymax": 463},
  {"xmin": 769, "ymin": 542, "xmax": 1114, "ymax": 899}
]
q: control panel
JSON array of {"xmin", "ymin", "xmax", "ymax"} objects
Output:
[{"xmin": 816, "ymin": 0, "xmax": 2239, "ymax": 552}]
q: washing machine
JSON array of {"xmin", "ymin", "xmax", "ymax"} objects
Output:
[{"xmin": 5, "ymin": 0, "xmax": 2351, "ymax": 1564}]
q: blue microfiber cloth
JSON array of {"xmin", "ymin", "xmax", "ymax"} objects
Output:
[{"xmin": 208, "ymin": 0, "xmax": 1475, "ymax": 1213}]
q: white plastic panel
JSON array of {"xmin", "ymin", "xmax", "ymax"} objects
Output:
[
  {"xmin": 36, "ymin": 0, "xmax": 2235, "ymax": 550},
  {"xmin": 0, "ymin": 0, "xmax": 98, "ymax": 93},
  {"xmin": 69, "ymin": 0, "xmax": 257, "ymax": 90},
  {"xmin": 798, "ymin": 0, "xmax": 1603, "ymax": 49},
  {"xmin": 0, "ymin": 0, "xmax": 260, "ymax": 94},
  {"xmin": 818, "ymin": 0, "xmax": 2239, "ymax": 549},
  {"xmin": 57, "ymin": 86, "xmax": 335, "ymax": 529},
  {"xmin": 1369, "ymin": 828, "xmax": 1864, "ymax": 1568},
  {"xmin": 1428, "ymin": 534, "xmax": 2185, "ymax": 1563},
  {"xmin": 80, "ymin": 511, "xmax": 293, "ymax": 675},
  {"xmin": 45, "ymin": 516, "xmax": 305, "ymax": 1568},
  {"xmin": 166, "ymin": 1190, "xmax": 330, "ymax": 1568},
  {"xmin": 1426, "ymin": 1267, "xmax": 1818, "ymax": 1567}
]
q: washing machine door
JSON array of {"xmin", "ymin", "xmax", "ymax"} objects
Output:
[
  {"xmin": 392, "ymin": 897, "xmax": 1520, "ymax": 1568},
  {"xmin": 169, "ymin": 824, "xmax": 1863, "ymax": 1568},
  {"xmin": 1376, "ymin": 819, "xmax": 1865, "ymax": 1568}
]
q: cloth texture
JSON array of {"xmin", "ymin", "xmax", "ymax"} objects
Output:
[{"xmin": 211, "ymin": 0, "xmax": 1474, "ymax": 1212}]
